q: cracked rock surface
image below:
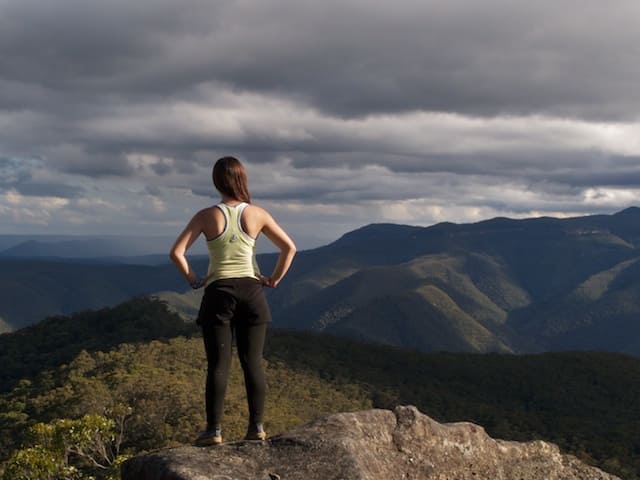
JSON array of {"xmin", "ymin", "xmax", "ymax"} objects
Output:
[{"xmin": 121, "ymin": 405, "xmax": 620, "ymax": 480}]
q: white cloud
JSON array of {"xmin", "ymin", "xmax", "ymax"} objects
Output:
[{"xmin": 0, "ymin": 189, "xmax": 70, "ymax": 225}]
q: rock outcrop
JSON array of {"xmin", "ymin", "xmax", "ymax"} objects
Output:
[{"xmin": 122, "ymin": 405, "xmax": 619, "ymax": 480}]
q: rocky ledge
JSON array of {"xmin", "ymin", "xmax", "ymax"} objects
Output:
[{"xmin": 122, "ymin": 405, "xmax": 619, "ymax": 480}]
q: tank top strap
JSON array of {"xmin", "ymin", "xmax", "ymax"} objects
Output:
[
  {"xmin": 214, "ymin": 203, "xmax": 230, "ymax": 237},
  {"xmin": 216, "ymin": 202, "xmax": 251, "ymax": 239},
  {"xmin": 235, "ymin": 203, "xmax": 249, "ymax": 235}
]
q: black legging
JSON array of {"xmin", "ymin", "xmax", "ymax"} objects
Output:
[{"xmin": 202, "ymin": 321, "xmax": 267, "ymax": 429}]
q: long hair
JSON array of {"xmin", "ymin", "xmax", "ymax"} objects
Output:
[{"xmin": 212, "ymin": 156, "xmax": 251, "ymax": 203}]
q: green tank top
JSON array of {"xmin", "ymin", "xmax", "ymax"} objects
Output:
[{"xmin": 206, "ymin": 202, "xmax": 260, "ymax": 285}]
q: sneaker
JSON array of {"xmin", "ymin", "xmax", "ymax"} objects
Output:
[
  {"xmin": 195, "ymin": 428, "xmax": 222, "ymax": 446},
  {"xmin": 244, "ymin": 423, "xmax": 267, "ymax": 441}
]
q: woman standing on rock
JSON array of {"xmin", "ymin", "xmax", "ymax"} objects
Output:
[{"xmin": 170, "ymin": 156, "xmax": 296, "ymax": 446}]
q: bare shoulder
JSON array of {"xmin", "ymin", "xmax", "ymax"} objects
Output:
[
  {"xmin": 188, "ymin": 207, "xmax": 210, "ymax": 224},
  {"xmin": 244, "ymin": 204, "xmax": 272, "ymax": 222},
  {"xmin": 197, "ymin": 206, "xmax": 226, "ymax": 239},
  {"xmin": 198, "ymin": 205, "xmax": 222, "ymax": 216},
  {"xmin": 200, "ymin": 205, "xmax": 229, "ymax": 218},
  {"xmin": 246, "ymin": 204, "xmax": 295, "ymax": 250}
]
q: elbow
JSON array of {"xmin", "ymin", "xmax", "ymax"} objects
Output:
[
  {"xmin": 279, "ymin": 242, "xmax": 296, "ymax": 259},
  {"xmin": 169, "ymin": 249, "xmax": 181, "ymax": 264}
]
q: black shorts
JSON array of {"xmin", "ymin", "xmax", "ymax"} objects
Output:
[{"xmin": 197, "ymin": 277, "xmax": 272, "ymax": 327}]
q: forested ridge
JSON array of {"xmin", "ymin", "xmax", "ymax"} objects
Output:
[
  {"xmin": 1, "ymin": 298, "xmax": 639, "ymax": 479},
  {"xmin": 4, "ymin": 208, "xmax": 640, "ymax": 358}
]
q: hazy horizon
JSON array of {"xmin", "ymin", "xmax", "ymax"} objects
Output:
[{"xmin": 1, "ymin": 205, "xmax": 637, "ymax": 256}]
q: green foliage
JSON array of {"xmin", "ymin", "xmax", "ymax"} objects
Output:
[
  {"xmin": 3, "ymin": 445, "xmax": 67, "ymax": 480},
  {"xmin": 2, "ymin": 298, "xmax": 640, "ymax": 479},
  {"xmin": 0, "ymin": 327, "xmax": 371, "ymax": 479},
  {"xmin": 0, "ymin": 297, "xmax": 198, "ymax": 393},
  {"xmin": 3, "ymin": 414, "xmax": 126, "ymax": 480}
]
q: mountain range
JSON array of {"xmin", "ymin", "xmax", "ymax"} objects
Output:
[
  {"xmin": 2, "ymin": 207, "xmax": 640, "ymax": 355},
  {"xmin": 262, "ymin": 206, "xmax": 640, "ymax": 354},
  {"xmin": 0, "ymin": 235, "xmax": 180, "ymax": 259}
]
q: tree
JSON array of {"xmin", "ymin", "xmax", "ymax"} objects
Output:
[{"xmin": 2, "ymin": 414, "xmax": 129, "ymax": 480}]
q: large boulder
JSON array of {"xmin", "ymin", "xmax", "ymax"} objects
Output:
[{"xmin": 122, "ymin": 405, "xmax": 619, "ymax": 480}]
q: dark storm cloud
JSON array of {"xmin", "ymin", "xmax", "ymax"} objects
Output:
[
  {"xmin": 12, "ymin": 182, "xmax": 85, "ymax": 198},
  {"xmin": 144, "ymin": 185, "xmax": 163, "ymax": 197},
  {"xmin": 539, "ymin": 159, "xmax": 640, "ymax": 189},
  {"xmin": 49, "ymin": 149, "xmax": 136, "ymax": 177},
  {"xmin": 1, "ymin": 0, "xmax": 639, "ymax": 120},
  {"xmin": 285, "ymin": 149, "xmax": 640, "ymax": 187},
  {"xmin": 1, "ymin": 0, "xmax": 637, "ymax": 176},
  {"xmin": 0, "ymin": 157, "xmax": 85, "ymax": 198},
  {"xmin": 0, "ymin": 0, "xmax": 214, "ymax": 91},
  {"xmin": 1, "ymin": 0, "xmax": 639, "ymax": 242}
]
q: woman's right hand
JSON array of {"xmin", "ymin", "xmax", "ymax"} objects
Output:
[
  {"xmin": 258, "ymin": 274, "xmax": 277, "ymax": 288},
  {"xmin": 258, "ymin": 209, "xmax": 296, "ymax": 288}
]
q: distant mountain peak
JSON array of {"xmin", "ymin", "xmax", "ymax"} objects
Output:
[
  {"xmin": 614, "ymin": 206, "xmax": 640, "ymax": 216},
  {"xmin": 332, "ymin": 223, "xmax": 423, "ymax": 245}
]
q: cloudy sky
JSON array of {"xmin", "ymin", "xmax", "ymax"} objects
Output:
[{"xmin": 1, "ymin": 0, "xmax": 639, "ymax": 249}]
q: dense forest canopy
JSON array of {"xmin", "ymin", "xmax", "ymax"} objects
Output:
[{"xmin": 1, "ymin": 298, "xmax": 639, "ymax": 479}]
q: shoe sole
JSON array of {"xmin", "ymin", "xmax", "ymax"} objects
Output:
[{"xmin": 195, "ymin": 436, "xmax": 223, "ymax": 447}]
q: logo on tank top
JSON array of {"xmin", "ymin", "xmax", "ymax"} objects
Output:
[{"xmin": 229, "ymin": 234, "xmax": 239, "ymax": 243}]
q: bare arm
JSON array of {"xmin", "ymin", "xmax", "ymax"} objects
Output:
[
  {"xmin": 169, "ymin": 211, "xmax": 204, "ymax": 287},
  {"xmin": 260, "ymin": 211, "xmax": 296, "ymax": 287}
]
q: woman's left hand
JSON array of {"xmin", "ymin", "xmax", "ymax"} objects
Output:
[
  {"xmin": 257, "ymin": 274, "xmax": 276, "ymax": 288},
  {"xmin": 191, "ymin": 272, "xmax": 214, "ymax": 289}
]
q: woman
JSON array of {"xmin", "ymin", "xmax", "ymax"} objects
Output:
[{"xmin": 170, "ymin": 156, "xmax": 296, "ymax": 446}]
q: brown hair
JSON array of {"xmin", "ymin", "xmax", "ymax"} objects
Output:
[{"xmin": 212, "ymin": 156, "xmax": 251, "ymax": 203}]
